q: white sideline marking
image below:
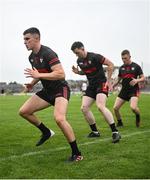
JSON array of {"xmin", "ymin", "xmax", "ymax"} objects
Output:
[{"xmin": 0, "ymin": 130, "xmax": 150, "ymax": 162}]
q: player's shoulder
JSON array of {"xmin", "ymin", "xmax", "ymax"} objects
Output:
[
  {"xmin": 41, "ymin": 45, "xmax": 58, "ymax": 57},
  {"xmin": 131, "ymin": 61, "xmax": 140, "ymax": 67},
  {"xmin": 88, "ymin": 52, "xmax": 98, "ymax": 57},
  {"xmin": 119, "ymin": 64, "xmax": 125, "ymax": 70},
  {"xmin": 28, "ymin": 52, "xmax": 33, "ymax": 60}
]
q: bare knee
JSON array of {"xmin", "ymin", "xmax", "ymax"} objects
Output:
[
  {"xmin": 81, "ymin": 106, "xmax": 89, "ymax": 114},
  {"xmin": 113, "ymin": 105, "xmax": 119, "ymax": 112},
  {"xmin": 54, "ymin": 114, "xmax": 65, "ymax": 125},
  {"xmin": 97, "ymin": 104, "xmax": 105, "ymax": 112},
  {"xmin": 130, "ymin": 105, "xmax": 137, "ymax": 113},
  {"xmin": 19, "ymin": 107, "xmax": 31, "ymax": 118}
]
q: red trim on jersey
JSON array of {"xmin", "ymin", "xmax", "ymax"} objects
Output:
[
  {"xmin": 120, "ymin": 73, "xmax": 135, "ymax": 78},
  {"xmin": 83, "ymin": 67, "xmax": 96, "ymax": 74},
  {"xmin": 49, "ymin": 58, "xmax": 59, "ymax": 65},
  {"xmin": 37, "ymin": 68, "xmax": 49, "ymax": 73}
]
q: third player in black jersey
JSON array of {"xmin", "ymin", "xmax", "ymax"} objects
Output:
[
  {"xmin": 113, "ymin": 50, "xmax": 145, "ymax": 127},
  {"xmin": 71, "ymin": 41, "xmax": 121, "ymax": 143}
]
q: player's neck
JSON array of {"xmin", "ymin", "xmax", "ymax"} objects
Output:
[
  {"xmin": 32, "ymin": 44, "xmax": 41, "ymax": 54},
  {"xmin": 128, "ymin": 60, "xmax": 132, "ymax": 65},
  {"xmin": 83, "ymin": 51, "xmax": 88, "ymax": 58},
  {"xmin": 125, "ymin": 60, "xmax": 132, "ymax": 65}
]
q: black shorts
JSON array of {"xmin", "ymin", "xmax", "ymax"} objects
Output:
[
  {"xmin": 118, "ymin": 87, "xmax": 140, "ymax": 101},
  {"xmin": 84, "ymin": 82, "xmax": 108, "ymax": 100},
  {"xmin": 36, "ymin": 85, "xmax": 70, "ymax": 105}
]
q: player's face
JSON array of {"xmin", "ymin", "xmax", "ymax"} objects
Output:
[
  {"xmin": 24, "ymin": 33, "xmax": 39, "ymax": 51},
  {"xmin": 73, "ymin": 48, "xmax": 86, "ymax": 58},
  {"xmin": 122, "ymin": 54, "xmax": 131, "ymax": 65}
]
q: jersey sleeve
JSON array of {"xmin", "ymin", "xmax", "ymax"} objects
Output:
[
  {"xmin": 45, "ymin": 51, "xmax": 60, "ymax": 67},
  {"xmin": 94, "ymin": 53, "xmax": 105, "ymax": 64},
  {"xmin": 118, "ymin": 67, "xmax": 122, "ymax": 77},
  {"xmin": 136, "ymin": 64, "xmax": 143, "ymax": 76},
  {"xmin": 28, "ymin": 54, "xmax": 34, "ymax": 68}
]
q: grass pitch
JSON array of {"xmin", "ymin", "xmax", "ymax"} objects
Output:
[{"xmin": 0, "ymin": 94, "xmax": 150, "ymax": 179}]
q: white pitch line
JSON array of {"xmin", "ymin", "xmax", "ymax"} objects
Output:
[{"xmin": 0, "ymin": 130, "xmax": 150, "ymax": 162}]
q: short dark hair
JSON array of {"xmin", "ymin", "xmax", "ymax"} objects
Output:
[
  {"xmin": 23, "ymin": 27, "xmax": 40, "ymax": 38},
  {"xmin": 71, "ymin": 41, "xmax": 84, "ymax": 51},
  {"xmin": 121, "ymin": 49, "xmax": 130, "ymax": 56}
]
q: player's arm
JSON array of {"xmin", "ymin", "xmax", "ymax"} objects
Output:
[
  {"xmin": 24, "ymin": 78, "xmax": 39, "ymax": 92},
  {"xmin": 72, "ymin": 65, "xmax": 85, "ymax": 75},
  {"xmin": 112, "ymin": 77, "xmax": 122, "ymax": 89},
  {"xmin": 24, "ymin": 64, "xmax": 65, "ymax": 80},
  {"xmin": 130, "ymin": 74, "xmax": 145, "ymax": 86},
  {"xmin": 103, "ymin": 58, "xmax": 114, "ymax": 81},
  {"xmin": 102, "ymin": 58, "xmax": 114, "ymax": 90}
]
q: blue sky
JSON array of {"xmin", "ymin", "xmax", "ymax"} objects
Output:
[{"xmin": 0, "ymin": 0, "xmax": 149, "ymax": 83}]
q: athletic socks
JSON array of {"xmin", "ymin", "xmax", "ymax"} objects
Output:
[
  {"xmin": 110, "ymin": 123, "xmax": 118, "ymax": 133},
  {"xmin": 69, "ymin": 140, "xmax": 81, "ymax": 156},
  {"xmin": 117, "ymin": 119, "xmax": 123, "ymax": 124},
  {"xmin": 37, "ymin": 122, "xmax": 50, "ymax": 135},
  {"xmin": 136, "ymin": 114, "xmax": 140, "ymax": 121},
  {"xmin": 90, "ymin": 123, "xmax": 99, "ymax": 132}
]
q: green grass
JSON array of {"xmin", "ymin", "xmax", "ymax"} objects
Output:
[{"xmin": 0, "ymin": 94, "xmax": 150, "ymax": 179}]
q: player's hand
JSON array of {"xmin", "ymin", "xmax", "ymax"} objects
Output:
[
  {"xmin": 112, "ymin": 83, "xmax": 117, "ymax": 91},
  {"xmin": 105, "ymin": 80, "xmax": 113, "ymax": 91},
  {"xmin": 23, "ymin": 83, "xmax": 33, "ymax": 93},
  {"xmin": 72, "ymin": 65, "xmax": 79, "ymax": 74},
  {"xmin": 129, "ymin": 78, "xmax": 138, "ymax": 86},
  {"xmin": 24, "ymin": 67, "xmax": 40, "ymax": 79}
]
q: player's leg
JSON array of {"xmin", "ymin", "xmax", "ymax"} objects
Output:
[
  {"xmin": 130, "ymin": 96, "xmax": 140, "ymax": 127},
  {"xmin": 96, "ymin": 93, "xmax": 121, "ymax": 143},
  {"xmin": 81, "ymin": 96, "xmax": 100, "ymax": 137},
  {"xmin": 19, "ymin": 94, "xmax": 54, "ymax": 146},
  {"xmin": 113, "ymin": 97, "xmax": 126, "ymax": 127},
  {"xmin": 54, "ymin": 97, "xmax": 83, "ymax": 162}
]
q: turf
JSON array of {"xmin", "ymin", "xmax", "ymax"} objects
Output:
[{"xmin": 0, "ymin": 94, "xmax": 150, "ymax": 179}]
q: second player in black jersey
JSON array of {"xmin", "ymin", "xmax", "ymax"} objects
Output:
[
  {"xmin": 19, "ymin": 28, "xmax": 83, "ymax": 162},
  {"xmin": 113, "ymin": 50, "xmax": 145, "ymax": 127},
  {"xmin": 71, "ymin": 41, "xmax": 121, "ymax": 143}
]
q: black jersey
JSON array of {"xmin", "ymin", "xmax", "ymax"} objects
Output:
[
  {"xmin": 118, "ymin": 62, "xmax": 143, "ymax": 90},
  {"xmin": 29, "ymin": 45, "xmax": 67, "ymax": 90},
  {"xmin": 77, "ymin": 52, "xmax": 106, "ymax": 85}
]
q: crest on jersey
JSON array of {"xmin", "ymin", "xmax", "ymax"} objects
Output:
[
  {"xmin": 30, "ymin": 59, "xmax": 34, "ymax": 62},
  {"xmin": 88, "ymin": 60, "xmax": 91, "ymax": 64},
  {"xmin": 122, "ymin": 67, "xmax": 125, "ymax": 70},
  {"xmin": 79, "ymin": 62, "xmax": 83, "ymax": 65},
  {"xmin": 131, "ymin": 67, "xmax": 135, "ymax": 70},
  {"xmin": 40, "ymin": 58, "xmax": 43, "ymax": 63}
]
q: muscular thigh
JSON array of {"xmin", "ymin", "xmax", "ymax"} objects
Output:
[
  {"xmin": 130, "ymin": 96, "xmax": 139, "ymax": 108},
  {"xmin": 54, "ymin": 97, "xmax": 68, "ymax": 117},
  {"xmin": 20, "ymin": 94, "xmax": 50, "ymax": 114},
  {"xmin": 114, "ymin": 97, "xmax": 125, "ymax": 109},
  {"xmin": 96, "ymin": 93, "xmax": 107, "ymax": 107},
  {"xmin": 81, "ymin": 96, "xmax": 95, "ymax": 108}
]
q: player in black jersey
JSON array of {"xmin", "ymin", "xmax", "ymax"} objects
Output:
[
  {"xmin": 113, "ymin": 50, "xmax": 145, "ymax": 127},
  {"xmin": 71, "ymin": 41, "xmax": 121, "ymax": 143},
  {"xmin": 19, "ymin": 28, "xmax": 83, "ymax": 162}
]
